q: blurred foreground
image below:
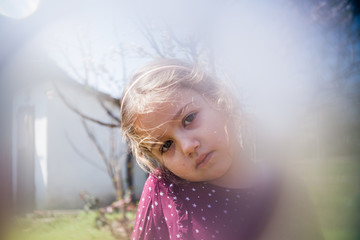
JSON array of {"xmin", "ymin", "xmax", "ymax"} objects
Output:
[
  {"xmin": 0, "ymin": 1, "xmax": 359, "ymax": 240},
  {"xmin": 4, "ymin": 154, "xmax": 359, "ymax": 240}
]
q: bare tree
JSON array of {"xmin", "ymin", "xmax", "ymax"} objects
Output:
[{"xmin": 54, "ymin": 19, "xmax": 217, "ymax": 239}]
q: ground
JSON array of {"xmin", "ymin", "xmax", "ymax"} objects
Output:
[{"xmin": 5, "ymin": 210, "xmax": 136, "ymax": 240}]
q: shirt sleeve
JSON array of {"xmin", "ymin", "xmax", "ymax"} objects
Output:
[{"xmin": 131, "ymin": 175, "xmax": 170, "ymax": 240}]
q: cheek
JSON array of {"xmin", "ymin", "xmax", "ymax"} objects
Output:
[
  {"xmin": 213, "ymin": 123, "xmax": 231, "ymax": 144},
  {"xmin": 180, "ymin": 162, "xmax": 187, "ymax": 170},
  {"xmin": 163, "ymin": 155, "xmax": 186, "ymax": 170},
  {"xmin": 217, "ymin": 155, "xmax": 234, "ymax": 173}
]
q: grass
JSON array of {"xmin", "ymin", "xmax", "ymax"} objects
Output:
[{"xmin": 5, "ymin": 210, "xmax": 136, "ymax": 240}]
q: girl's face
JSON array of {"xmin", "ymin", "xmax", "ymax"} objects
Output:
[{"xmin": 135, "ymin": 88, "xmax": 239, "ymax": 183}]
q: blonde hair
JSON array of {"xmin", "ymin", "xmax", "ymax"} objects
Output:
[{"xmin": 120, "ymin": 58, "xmax": 242, "ymax": 174}]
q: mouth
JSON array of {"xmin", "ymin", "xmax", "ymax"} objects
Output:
[{"xmin": 195, "ymin": 151, "xmax": 214, "ymax": 169}]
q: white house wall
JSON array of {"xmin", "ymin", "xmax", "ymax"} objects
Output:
[
  {"xmin": 13, "ymin": 79, "xmax": 147, "ymax": 210},
  {"xmin": 8, "ymin": 40, "xmax": 147, "ymax": 210},
  {"xmin": 46, "ymin": 80, "xmax": 143, "ymax": 209}
]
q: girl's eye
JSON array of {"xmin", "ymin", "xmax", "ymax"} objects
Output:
[
  {"xmin": 183, "ymin": 112, "xmax": 197, "ymax": 126},
  {"xmin": 160, "ymin": 140, "xmax": 173, "ymax": 154}
]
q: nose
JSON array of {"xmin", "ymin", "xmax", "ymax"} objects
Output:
[{"xmin": 179, "ymin": 135, "xmax": 200, "ymax": 158}]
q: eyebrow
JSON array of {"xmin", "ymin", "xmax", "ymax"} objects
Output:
[
  {"xmin": 171, "ymin": 101, "xmax": 192, "ymax": 121},
  {"xmin": 149, "ymin": 101, "xmax": 193, "ymax": 152}
]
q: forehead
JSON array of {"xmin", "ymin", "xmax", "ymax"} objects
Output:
[{"xmin": 134, "ymin": 89, "xmax": 200, "ymax": 136}]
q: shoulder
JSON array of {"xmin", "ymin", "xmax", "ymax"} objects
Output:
[
  {"xmin": 132, "ymin": 174, "xmax": 173, "ymax": 239},
  {"xmin": 136, "ymin": 172, "xmax": 184, "ymax": 220},
  {"xmin": 137, "ymin": 173, "xmax": 170, "ymax": 212},
  {"xmin": 143, "ymin": 173, "xmax": 175, "ymax": 198},
  {"xmin": 144, "ymin": 173, "xmax": 193, "ymax": 239}
]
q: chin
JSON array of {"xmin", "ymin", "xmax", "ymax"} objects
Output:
[{"xmin": 211, "ymin": 166, "xmax": 232, "ymax": 180}]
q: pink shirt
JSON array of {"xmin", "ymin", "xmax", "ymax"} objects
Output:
[{"xmin": 132, "ymin": 167, "xmax": 280, "ymax": 240}]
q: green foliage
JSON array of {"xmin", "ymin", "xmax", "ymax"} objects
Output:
[
  {"xmin": 324, "ymin": 229, "xmax": 360, "ymax": 240},
  {"xmin": 6, "ymin": 211, "xmax": 136, "ymax": 240}
]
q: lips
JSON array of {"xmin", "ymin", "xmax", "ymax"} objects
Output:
[{"xmin": 195, "ymin": 151, "xmax": 214, "ymax": 168}]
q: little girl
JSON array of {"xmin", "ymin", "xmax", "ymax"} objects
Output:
[{"xmin": 120, "ymin": 59, "xmax": 323, "ymax": 240}]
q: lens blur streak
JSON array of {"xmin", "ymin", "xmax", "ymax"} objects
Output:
[{"xmin": 0, "ymin": 1, "xmax": 359, "ymax": 239}]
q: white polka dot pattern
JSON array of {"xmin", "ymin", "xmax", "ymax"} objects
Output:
[{"xmin": 131, "ymin": 167, "xmax": 280, "ymax": 240}]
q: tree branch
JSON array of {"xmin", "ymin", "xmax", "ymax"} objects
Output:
[
  {"xmin": 82, "ymin": 119, "xmax": 118, "ymax": 191},
  {"xmin": 97, "ymin": 96, "xmax": 121, "ymax": 124},
  {"xmin": 137, "ymin": 21, "xmax": 165, "ymax": 57},
  {"xmin": 64, "ymin": 131, "xmax": 107, "ymax": 172},
  {"xmin": 53, "ymin": 82, "xmax": 120, "ymax": 128}
]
